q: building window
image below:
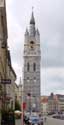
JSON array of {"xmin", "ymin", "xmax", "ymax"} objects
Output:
[
  {"xmin": 27, "ymin": 77, "xmax": 30, "ymax": 82},
  {"xmin": 30, "ymin": 41, "xmax": 34, "ymax": 49},
  {"xmin": 33, "ymin": 63, "xmax": 36, "ymax": 71},
  {"xmin": 34, "ymin": 77, "xmax": 36, "ymax": 83},
  {"xmin": 27, "ymin": 63, "xmax": 30, "ymax": 71}
]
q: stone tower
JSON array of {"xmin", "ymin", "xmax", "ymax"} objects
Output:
[{"xmin": 23, "ymin": 11, "xmax": 41, "ymax": 112}]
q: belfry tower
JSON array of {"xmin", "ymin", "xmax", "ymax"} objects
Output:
[{"xmin": 23, "ymin": 11, "xmax": 41, "ymax": 112}]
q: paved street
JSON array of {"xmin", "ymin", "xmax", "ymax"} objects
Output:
[
  {"xmin": 44, "ymin": 116, "xmax": 64, "ymax": 125},
  {"xmin": 15, "ymin": 119, "xmax": 21, "ymax": 125},
  {"xmin": 15, "ymin": 117, "xmax": 64, "ymax": 125}
]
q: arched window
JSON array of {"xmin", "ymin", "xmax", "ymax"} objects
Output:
[
  {"xmin": 33, "ymin": 63, "xmax": 36, "ymax": 71},
  {"xmin": 34, "ymin": 77, "xmax": 36, "ymax": 82},
  {"xmin": 27, "ymin": 63, "xmax": 30, "ymax": 71},
  {"xmin": 27, "ymin": 77, "xmax": 30, "ymax": 82}
]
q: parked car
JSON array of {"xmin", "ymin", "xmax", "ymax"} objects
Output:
[
  {"xmin": 53, "ymin": 115, "xmax": 60, "ymax": 119},
  {"xmin": 24, "ymin": 115, "xmax": 29, "ymax": 125},
  {"xmin": 48, "ymin": 112, "xmax": 55, "ymax": 115},
  {"xmin": 52, "ymin": 114, "xmax": 64, "ymax": 119},
  {"xmin": 39, "ymin": 117, "xmax": 43, "ymax": 125},
  {"xmin": 29, "ymin": 115, "xmax": 43, "ymax": 125}
]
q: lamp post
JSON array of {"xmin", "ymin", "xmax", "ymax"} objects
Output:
[
  {"xmin": 0, "ymin": 81, "xmax": 2, "ymax": 125},
  {"xmin": 27, "ymin": 78, "xmax": 32, "ymax": 113},
  {"xmin": 21, "ymin": 84, "xmax": 24, "ymax": 125},
  {"xmin": 27, "ymin": 93, "xmax": 31, "ymax": 114}
]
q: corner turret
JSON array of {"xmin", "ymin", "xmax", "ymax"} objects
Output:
[{"xmin": 25, "ymin": 28, "xmax": 29, "ymax": 36}]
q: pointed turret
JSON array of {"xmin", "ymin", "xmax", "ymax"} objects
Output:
[
  {"xmin": 30, "ymin": 11, "xmax": 35, "ymax": 25},
  {"xmin": 36, "ymin": 29, "xmax": 40, "ymax": 36},
  {"xmin": 24, "ymin": 28, "xmax": 29, "ymax": 43},
  {"xmin": 25, "ymin": 28, "xmax": 29, "ymax": 36},
  {"xmin": 35, "ymin": 29, "xmax": 40, "ymax": 42}
]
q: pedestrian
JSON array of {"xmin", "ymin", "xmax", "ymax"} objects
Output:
[{"xmin": 44, "ymin": 117, "xmax": 47, "ymax": 122}]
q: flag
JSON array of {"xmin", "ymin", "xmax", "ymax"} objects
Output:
[{"xmin": 22, "ymin": 102, "xmax": 26, "ymax": 110}]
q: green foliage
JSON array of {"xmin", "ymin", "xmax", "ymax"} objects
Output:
[
  {"xmin": 1, "ymin": 108, "xmax": 15, "ymax": 125},
  {"xmin": 15, "ymin": 100, "xmax": 21, "ymax": 110}
]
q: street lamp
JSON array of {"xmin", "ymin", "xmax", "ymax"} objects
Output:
[
  {"xmin": 27, "ymin": 93, "xmax": 31, "ymax": 113},
  {"xmin": 21, "ymin": 84, "xmax": 24, "ymax": 125}
]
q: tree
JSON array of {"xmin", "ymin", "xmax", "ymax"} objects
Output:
[{"xmin": 15, "ymin": 100, "xmax": 21, "ymax": 110}]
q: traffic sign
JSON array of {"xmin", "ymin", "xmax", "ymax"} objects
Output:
[{"xmin": 1, "ymin": 79, "xmax": 11, "ymax": 84}]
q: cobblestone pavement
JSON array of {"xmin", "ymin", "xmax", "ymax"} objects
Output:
[{"xmin": 44, "ymin": 117, "xmax": 64, "ymax": 125}]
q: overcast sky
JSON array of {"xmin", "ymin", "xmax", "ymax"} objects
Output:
[{"xmin": 6, "ymin": 0, "xmax": 64, "ymax": 95}]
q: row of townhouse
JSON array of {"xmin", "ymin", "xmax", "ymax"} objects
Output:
[
  {"xmin": 6, "ymin": 51, "xmax": 16, "ymax": 110},
  {"xmin": 48, "ymin": 93, "xmax": 64, "ymax": 113},
  {"xmin": 0, "ymin": 1, "xmax": 16, "ymax": 123},
  {"xmin": 41, "ymin": 93, "xmax": 64, "ymax": 115},
  {"xmin": 41, "ymin": 96, "xmax": 48, "ymax": 115}
]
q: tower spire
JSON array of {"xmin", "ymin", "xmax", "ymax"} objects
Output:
[
  {"xmin": 30, "ymin": 7, "xmax": 35, "ymax": 25},
  {"xmin": 32, "ymin": 6, "xmax": 34, "ymax": 12}
]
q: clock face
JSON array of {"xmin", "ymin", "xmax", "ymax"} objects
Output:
[{"xmin": 30, "ymin": 41, "xmax": 34, "ymax": 49}]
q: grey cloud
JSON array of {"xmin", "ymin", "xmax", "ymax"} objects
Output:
[
  {"xmin": 42, "ymin": 46, "xmax": 64, "ymax": 67},
  {"xmin": 41, "ymin": 67, "xmax": 64, "ymax": 95},
  {"xmin": 41, "ymin": 76, "xmax": 64, "ymax": 95},
  {"xmin": 7, "ymin": 0, "xmax": 64, "ymax": 68},
  {"xmin": 38, "ymin": 0, "xmax": 64, "ymax": 67}
]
